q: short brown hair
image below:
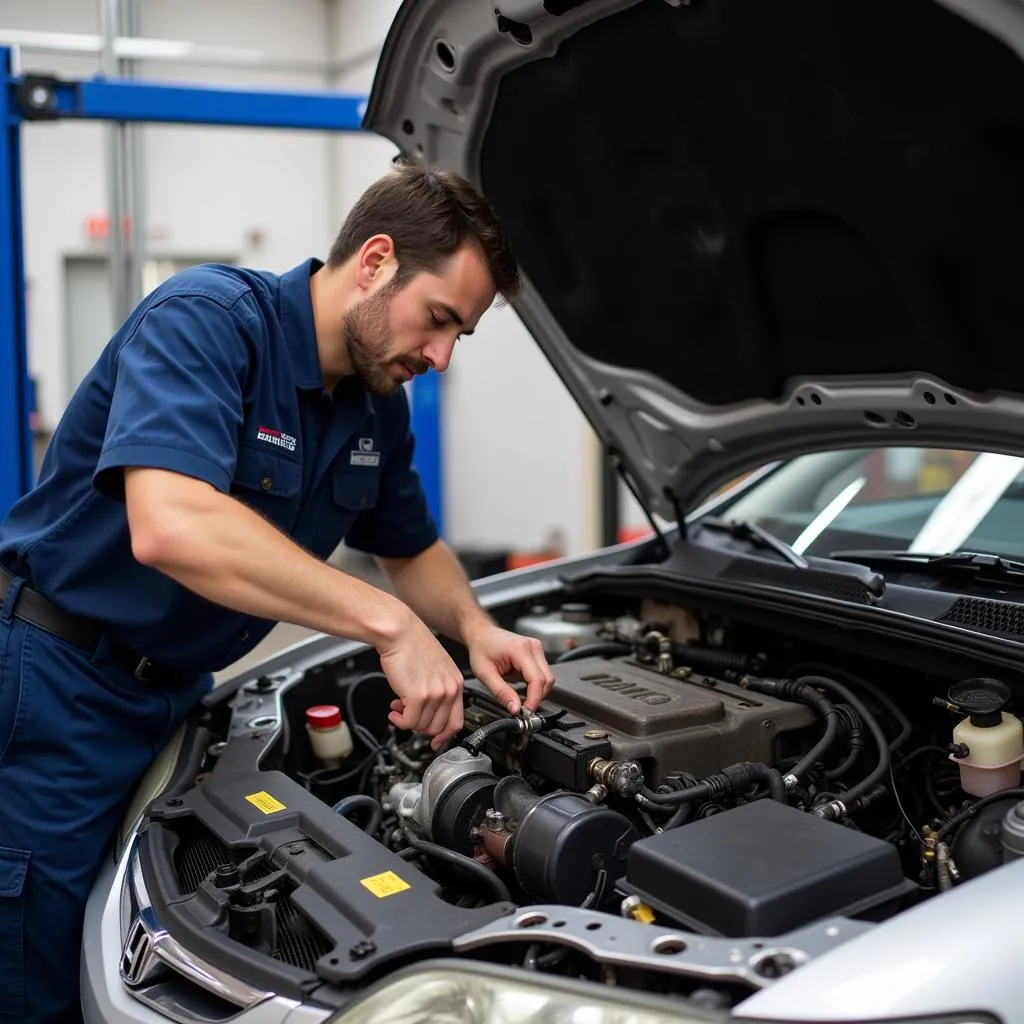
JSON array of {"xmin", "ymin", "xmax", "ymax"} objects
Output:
[{"xmin": 327, "ymin": 161, "xmax": 522, "ymax": 301}]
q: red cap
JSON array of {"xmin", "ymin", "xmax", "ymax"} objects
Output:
[{"xmin": 306, "ymin": 704, "xmax": 342, "ymax": 730}]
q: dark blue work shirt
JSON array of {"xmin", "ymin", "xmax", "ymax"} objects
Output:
[{"xmin": 0, "ymin": 259, "xmax": 438, "ymax": 672}]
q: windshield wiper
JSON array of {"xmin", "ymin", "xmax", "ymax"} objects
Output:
[
  {"xmin": 700, "ymin": 517, "xmax": 809, "ymax": 568},
  {"xmin": 828, "ymin": 549, "xmax": 1024, "ymax": 582},
  {"xmin": 699, "ymin": 518, "xmax": 887, "ymax": 599}
]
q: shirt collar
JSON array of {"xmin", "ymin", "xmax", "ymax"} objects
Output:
[
  {"xmin": 280, "ymin": 257, "xmax": 375, "ymax": 420},
  {"xmin": 280, "ymin": 257, "xmax": 327, "ymax": 391}
]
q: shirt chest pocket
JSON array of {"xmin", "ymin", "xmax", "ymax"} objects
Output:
[
  {"xmin": 304, "ymin": 467, "xmax": 380, "ymax": 559},
  {"xmin": 231, "ymin": 444, "xmax": 303, "ymax": 528},
  {"xmin": 332, "ymin": 467, "xmax": 380, "ymax": 513}
]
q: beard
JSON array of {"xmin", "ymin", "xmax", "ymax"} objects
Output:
[{"xmin": 342, "ymin": 282, "xmax": 427, "ymax": 397}]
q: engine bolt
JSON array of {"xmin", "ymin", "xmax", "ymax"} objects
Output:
[
  {"xmin": 584, "ymin": 730, "xmax": 609, "ymax": 740},
  {"xmin": 485, "ymin": 809, "xmax": 507, "ymax": 832},
  {"xmin": 349, "ymin": 940, "xmax": 377, "ymax": 961}
]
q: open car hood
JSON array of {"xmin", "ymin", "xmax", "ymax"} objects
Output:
[{"xmin": 364, "ymin": 0, "xmax": 1024, "ymax": 519}]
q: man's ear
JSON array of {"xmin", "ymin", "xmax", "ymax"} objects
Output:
[{"xmin": 355, "ymin": 234, "xmax": 397, "ymax": 291}]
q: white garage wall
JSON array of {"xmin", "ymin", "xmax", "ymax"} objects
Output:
[
  {"xmin": 1, "ymin": 0, "xmax": 605, "ymax": 557},
  {"xmin": 1, "ymin": 0, "xmax": 331, "ymax": 436}
]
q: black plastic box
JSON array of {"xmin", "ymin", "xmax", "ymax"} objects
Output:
[{"xmin": 619, "ymin": 799, "xmax": 915, "ymax": 937}]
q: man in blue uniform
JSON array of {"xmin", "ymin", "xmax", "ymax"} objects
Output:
[{"xmin": 0, "ymin": 162, "xmax": 556, "ymax": 1022}]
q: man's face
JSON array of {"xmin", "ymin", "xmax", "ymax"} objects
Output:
[{"xmin": 343, "ymin": 243, "xmax": 496, "ymax": 397}]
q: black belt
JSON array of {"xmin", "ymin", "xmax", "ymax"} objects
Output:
[{"xmin": 0, "ymin": 566, "xmax": 178, "ymax": 683}]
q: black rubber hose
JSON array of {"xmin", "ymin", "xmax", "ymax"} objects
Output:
[
  {"xmin": 463, "ymin": 716, "xmax": 522, "ymax": 755},
  {"xmin": 332, "ymin": 795, "xmax": 383, "ymax": 837},
  {"xmin": 641, "ymin": 761, "xmax": 786, "ymax": 806},
  {"xmin": 402, "ymin": 835, "xmax": 511, "ymax": 904},
  {"xmin": 894, "ymin": 745, "xmax": 951, "ymax": 772},
  {"xmin": 935, "ymin": 788, "xmax": 1024, "ymax": 846},
  {"xmin": 790, "ymin": 692, "xmax": 841, "ymax": 779},
  {"xmin": 824, "ymin": 705, "xmax": 866, "ymax": 780},
  {"xmin": 824, "ymin": 745, "xmax": 861, "ymax": 781},
  {"xmin": 670, "ymin": 644, "xmax": 751, "ymax": 674},
  {"xmin": 791, "ymin": 674, "xmax": 890, "ymax": 803},
  {"xmin": 659, "ymin": 772, "xmax": 699, "ymax": 830},
  {"xmin": 640, "ymin": 781, "xmax": 714, "ymax": 807},
  {"xmin": 747, "ymin": 678, "xmax": 841, "ymax": 782},
  {"xmin": 762, "ymin": 766, "xmax": 787, "ymax": 802},
  {"xmin": 555, "ymin": 641, "xmax": 631, "ymax": 664},
  {"xmin": 343, "ymin": 672, "xmax": 389, "ymax": 753},
  {"xmin": 494, "ymin": 774, "xmax": 541, "ymax": 824},
  {"xmin": 663, "ymin": 804, "xmax": 693, "ymax": 830},
  {"xmin": 785, "ymin": 662, "xmax": 912, "ymax": 753},
  {"xmin": 524, "ymin": 944, "xmax": 570, "ymax": 971}
]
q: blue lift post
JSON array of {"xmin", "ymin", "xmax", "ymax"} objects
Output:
[
  {"xmin": 0, "ymin": 49, "xmax": 444, "ymax": 532},
  {"xmin": 0, "ymin": 48, "xmax": 33, "ymax": 517}
]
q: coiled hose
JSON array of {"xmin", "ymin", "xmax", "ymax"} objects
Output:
[{"xmin": 332, "ymin": 795, "xmax": 383, "ymax": 837}]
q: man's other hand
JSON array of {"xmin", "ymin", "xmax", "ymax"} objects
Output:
[{"xmin": 465, "ymin": 624, "xmax": 556, "ymax": 714}]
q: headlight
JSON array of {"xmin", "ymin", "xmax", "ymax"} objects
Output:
[{"xmin": 330, "ymin": 962, "xmax": 724, "ymax": 1024}]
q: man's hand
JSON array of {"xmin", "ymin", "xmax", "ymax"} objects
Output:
[
  {"xmin": 465, "ymin": 623, "xmax": 556, "ymax": 713},
  {"xmin": 378, "ymin": 611, "xmax": 466, "ymax": 750}
]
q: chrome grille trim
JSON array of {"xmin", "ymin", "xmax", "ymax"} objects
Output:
[{"xmin": 119, "ymin": 837, "xmax": 281, "ymax": 1019}]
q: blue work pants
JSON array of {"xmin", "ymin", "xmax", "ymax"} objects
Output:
[{"xmin": 0, "ymin": 579, "xmax": 211, "ymax": 1023}]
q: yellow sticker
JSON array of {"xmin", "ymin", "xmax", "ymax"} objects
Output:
[
  {"xmin": 245, "ymin": 791, "xmax": 287, "ymax": 815},
  {"xmin": 360, "ymin": 871, "xmax": 411, "ymax": 898}
]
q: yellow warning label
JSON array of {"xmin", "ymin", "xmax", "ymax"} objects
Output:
[
  {"xmin": 360, "ymin": 870, "xmax": 411, "ymax": 898},
  {"xmin": 245, "ymin": 791, "xmax": 287, "ymax": 815}
]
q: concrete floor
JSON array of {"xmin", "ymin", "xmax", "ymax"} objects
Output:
[{"xmin": 213, "ymin": 545, "xmax": 394, "ymax": 683}]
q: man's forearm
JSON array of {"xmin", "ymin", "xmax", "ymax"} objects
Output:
[
  {"xmin": 378, "ymin": 539, "xmax": 493, "ymax": 646},
  {"xmin": 125, "ymin": 467, "xmax": 411, "ymax": 649}
]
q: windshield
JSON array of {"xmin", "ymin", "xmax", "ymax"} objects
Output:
[{"xmin": 707, "ymin": 447, "xmax": 1024, "ymax": 560}]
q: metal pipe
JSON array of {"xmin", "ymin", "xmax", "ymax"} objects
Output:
[
  {"xmin": 122, "ymin": 0, "xmax": 144, "ymax": 311},
  {"xmin": 0, "ymin": 29, "xmax": 379, "ymax": 76},
  {"xmin": 100, "ymin": 0, "xmax": 129, "ymax": 322},
  {"xmin": 324, "ymin": 0, "xmax": 341, "ymax": 237}
]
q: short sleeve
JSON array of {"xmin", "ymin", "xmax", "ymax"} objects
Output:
[
  {"xmin": 94, "ymin": 292, "xmax": 259, "ymax": 500},
  {"xmin": 345, "ymin": 388, "xmax": 440, "ymax": 558}
]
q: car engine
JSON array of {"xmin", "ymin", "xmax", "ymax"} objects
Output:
[{"xmin": 122, "ymin": 592, "xmax": 1024, "ymax": 1016}]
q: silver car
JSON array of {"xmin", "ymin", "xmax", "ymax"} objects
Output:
[{"xmin": 83, "ymin": 0, "xmax": 1024, "ymax": 1021}]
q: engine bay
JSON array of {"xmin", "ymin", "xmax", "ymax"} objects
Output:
[{"xmin": 126, "ymin": 586, "xmax": 1024, "ymax": 1015}]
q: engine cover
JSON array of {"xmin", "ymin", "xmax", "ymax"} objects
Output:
[{"xmin": 521, "ymin": 657, "xmax": 814, "ymax": 785}]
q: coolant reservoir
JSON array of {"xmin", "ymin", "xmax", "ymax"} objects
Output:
[{"xmin": 949, "ymin": 678, "xmax": 1024, "ymax": 797}]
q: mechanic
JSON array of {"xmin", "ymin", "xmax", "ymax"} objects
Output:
[{"xmin": 0, "ymin": 161, "xmax": 556, "ymax": 1022}]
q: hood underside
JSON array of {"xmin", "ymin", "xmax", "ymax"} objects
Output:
[{"xmin": 365, "ymin": 0, "xmax": 1024, "ymax": 518}]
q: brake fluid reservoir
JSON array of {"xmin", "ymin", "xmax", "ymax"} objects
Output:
[
  {"xmin": 949, "ymin": 678, "xmax": 1024, "ymax": 797},
  {"xmin": 305, "ymin": 704, "xmax": 353, "ymax": 768}
]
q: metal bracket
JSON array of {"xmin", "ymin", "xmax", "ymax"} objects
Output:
[
  {"xmin": 452, "ymin": 905, "xmax": 873, "ymax": 989},
  {"xmin": 14, "ymin": 74, "xmax": 62, "ymax": 119}
]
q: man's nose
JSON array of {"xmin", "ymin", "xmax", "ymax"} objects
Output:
[{"xmin": 422, "ymin": 336, "xmax": 456, "ymax": 373}]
